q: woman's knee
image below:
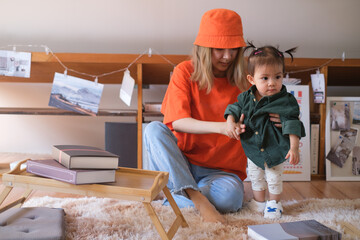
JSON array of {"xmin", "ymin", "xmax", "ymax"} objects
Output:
[
  {"xmin": 145, "ymin": 121, "xmax": 175, "ymax": 140},
  {"xmin": 215, "ymin": 184, "xmax": 244, "ymax": 213},
  {"xmin": 144, "ymin": 121, "xmax": 165, "ymax": 140},
  {"xmin": 207, "ymin": 177, "xmax": 244, "ymax": 213}
]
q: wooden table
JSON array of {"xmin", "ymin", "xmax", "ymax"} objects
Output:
[{"xmin": 0, "ymin": 159, "xmax": 188, "ymax": 240}]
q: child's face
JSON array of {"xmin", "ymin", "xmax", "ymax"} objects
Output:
[
  {"xmin": 247, "ymin": 64, "xmax": 283, "ymax": 100},
  {"xmin": 211, "ymin": 48, "xmax": 239, "ymax": 78}
]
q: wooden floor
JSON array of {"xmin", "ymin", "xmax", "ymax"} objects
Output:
[
  {"xmin": 0, "ymin": 153, "xmax": 360, "ymax": 208},
  {"xmin": 244, "ymin": 180, "xmax": 360, "ymax": 201},
  {"xmin": 1, "ymin": 178, "xmax": 359, "ymax": 208}
]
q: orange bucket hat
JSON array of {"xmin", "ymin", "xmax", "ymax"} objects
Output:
[{"xmin": 194, "ymin": 9, "xmax": 246, "ymax": 49}]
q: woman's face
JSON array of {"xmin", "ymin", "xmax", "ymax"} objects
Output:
[{"xmin": 211, "ymin": 48, "xmax": 239, "ymax": 78}]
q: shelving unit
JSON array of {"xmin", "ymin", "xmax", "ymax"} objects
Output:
[
  {"xmin": 285, "ymin": 58, "xmax": 360, "ymax": 178},
  {"xmin": 0, "ymin": 52, "xmax": 189, "ymax": 169},
  {"xmin": 1, "ymin": 52, "xmax": 359, "ymax": 178}
]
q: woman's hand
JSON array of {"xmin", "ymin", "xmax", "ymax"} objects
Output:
[
  {"xmin": 172, "ymin": 116, "xmax": 245, "ymax": 137},
  {"xmin": 226, "ymin": 115, "xmax": 240, "ymax": 140},
  {"xmin": 269, "ymin": 113, "xmax": 282, "ymax": 128}
]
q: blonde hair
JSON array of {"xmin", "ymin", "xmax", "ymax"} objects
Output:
[{"xmin": 190, "ymin": 45, "xmax": 247, "ymax": 93}]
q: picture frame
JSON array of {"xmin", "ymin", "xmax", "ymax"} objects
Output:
[{"xmin": 326, "ymin": 97, "xmax": 360, "ymax": 181}]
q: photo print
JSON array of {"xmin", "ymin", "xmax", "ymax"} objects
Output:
[
  {"xmin": 0, "ymin": 50, "xmax": 31, "ymax": 78},
  {"xmin": 330, "ymin": 101, "xmax": 350, "ymax": 130},
  {"xmin": 311, "ymin": 72, "xmax": 325, "ymax": 103},
  {"xmin": 352, "ymin": 146, "xmax": 360, "ymax": 176},
  {"xmin": 353, "ymin": 102, "xmax": 360, "ymax": 125},
  {"xmin": 326, "ymin": 128, "xmax": 358, "ymax": 168},
  {"xmin": 49, "ymin": 72, "xmax": 104, "ymax": 116}
]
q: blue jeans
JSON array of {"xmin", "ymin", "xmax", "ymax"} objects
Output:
[{"xmin": 143, "ymin": 121, "xmax": 244, "ymax": 213}]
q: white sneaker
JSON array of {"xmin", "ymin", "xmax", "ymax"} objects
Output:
[
  {"xmin": 264, "ymin": 200, "xmax": 283, "ymax": 219},
  {"xmin": 247, "ymin": 199, "xmax": 266, "ymax": 213}
]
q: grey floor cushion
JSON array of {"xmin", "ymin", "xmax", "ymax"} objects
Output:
[{"xmin": 0, "ymin": 207, "xmax": 65, "ymax": 240}]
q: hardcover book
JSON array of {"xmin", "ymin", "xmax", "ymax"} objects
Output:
[
  {"xmin": 26, "ymin": 159, "xmax": 116, "ymax": 185},
  {"xmin": 310, "ymin": 124, "xmax": 320, "ymax": 174},
  {"xmin": 247, "ymin": 220, "xmax": 341, "ymax": 240},
  {"xmin": 52, "ymin": 145, "xmax": 119, "ymax": 169}
]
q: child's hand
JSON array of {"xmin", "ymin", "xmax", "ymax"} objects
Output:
[
  {"xmin": 225, "ymin": 114, "xmax": 245, "ymax": 140},
  {"xmin": 285, "ymin": 147, "xmax": 300, "ymax": 165},
  {"xmin": 238, "ymin": 114, "xmax": 246, "ymax": 134}
]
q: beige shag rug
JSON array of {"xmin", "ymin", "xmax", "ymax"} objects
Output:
[{"xmin": 22, "ymin": 197, "xmax": 359, "ymax": 240}]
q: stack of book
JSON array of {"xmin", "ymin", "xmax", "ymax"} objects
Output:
[{"xmin": 26, "ymin": 145, "xmax": 119, "ymax": 185}]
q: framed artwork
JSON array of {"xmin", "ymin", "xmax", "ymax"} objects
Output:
[{"xmin": 326, "ymin": 97, "xmax": 360, "ymax": 181}]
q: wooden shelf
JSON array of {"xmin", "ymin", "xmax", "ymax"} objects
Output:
[
  {"xmin": 143, "ymin": 111, "xmax": 163, "ymax": 117},
  {"xmin": 0, "ymin": 108, "xmax": 137, "ymax": 116},
  {"xmin": 0, "ymin": 52, "xmax": 190, "ymax": 84},
  {"xmin": 1, "ymin": 52, "xmax": 359, "ymax": 174}
]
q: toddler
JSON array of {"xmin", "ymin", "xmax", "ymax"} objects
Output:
[{"xmin": 224, "ymin": 42, "xmax": 306, "ymax": 219}]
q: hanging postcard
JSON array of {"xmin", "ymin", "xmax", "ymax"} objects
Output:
[
  {"xmin": 49, "ymin": 72, "xmax": 104, "ymax": 116},
  {"xmin": 311, "ymin": 72, "xmax": 325, "ymax": 103},
  {"xmin": 120, "ymin": 69, "xmax": 135, "ymax": 106},
  {"xmin": 0, "ymin": 50, "xmax": 31, "ymax": 78}
]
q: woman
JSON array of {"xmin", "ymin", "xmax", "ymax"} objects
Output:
[{"xmin": 144, "ymin": 9, "xmax": 279, "ymax": 223}]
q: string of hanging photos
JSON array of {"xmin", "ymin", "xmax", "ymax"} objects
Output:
[
  {"xmin": 0, "ymin": 45, "xmax": 177, "ymax": 84},
  {"xmin": 0, "ymin": 44, "xmax": 346, "ymax": 84},
  {"xmin": 0, "ymin": 44, "xmax": 348, "ymax": 113}
]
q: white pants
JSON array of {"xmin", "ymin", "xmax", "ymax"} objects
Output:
[{"xmin": 247, "ymin": 159, "xmax": 284, "ymax": 195}]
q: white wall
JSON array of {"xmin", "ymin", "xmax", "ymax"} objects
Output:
[
  {"xmin": 1, "ymin": 0, "xmax": 359, "ymax": 58},
  {"xmin": 1, "ymin": 0, "xmax": 359, "ymax": 153}
]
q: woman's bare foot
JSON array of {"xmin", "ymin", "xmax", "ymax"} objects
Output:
[{"xmin": 185, "ymin": 188, "xmax": 226, "ymax": 224}]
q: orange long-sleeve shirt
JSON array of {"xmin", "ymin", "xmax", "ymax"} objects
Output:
[{"xmin": 161, "ymin": 60, "xmax": 247, "ymax": 180}]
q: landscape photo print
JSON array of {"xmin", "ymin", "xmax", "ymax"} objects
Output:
[{"xmin": 48, "ymin": 73, "xmax": 104, "ymax": 116}]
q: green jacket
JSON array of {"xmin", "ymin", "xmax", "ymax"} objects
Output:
[{"xmin": 224, "ymin": 85, "xmax": 306, "ymax": 169}]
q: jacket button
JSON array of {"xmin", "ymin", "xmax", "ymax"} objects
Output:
[
  {"xmin": 255, "ymin": 131, "xmax": 259, "ymax": 135},
  {"xmin": 260, "ymin": 148, "xmax": 264, "ymax": 152},
  {"xmin": 253, "ymin": 98, "xmax": 256, "ymax": 102}
]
